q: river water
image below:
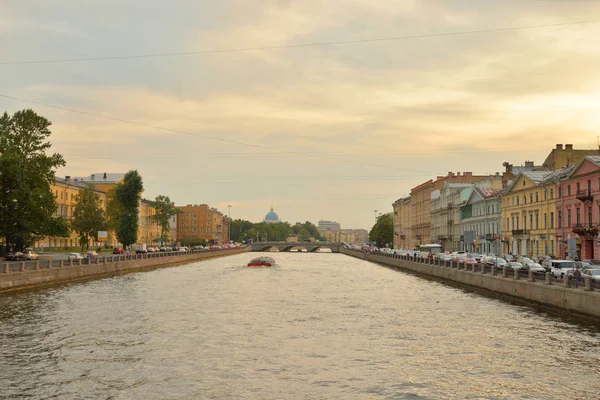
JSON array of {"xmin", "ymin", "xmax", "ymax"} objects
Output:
[{"xmin": 1, "ymin": 252, "xmax": 599, "ymax": 399}]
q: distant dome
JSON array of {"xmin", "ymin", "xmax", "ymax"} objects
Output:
[{"xmin": 264, "ymin": 206, "xmax": 280, "ymax": 224}]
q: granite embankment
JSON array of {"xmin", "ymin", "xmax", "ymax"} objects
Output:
[
  {"xmin": 0, "ymin": 247, "xmax": 250, "ymax": 292},
  {"xmin": 342, "ymin": 248, "xmax": 600, "ymax": 318}
]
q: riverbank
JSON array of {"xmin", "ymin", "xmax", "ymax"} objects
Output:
[
  {"xmin": 342, "ymin": 248, "xmax": 600, "ymax": 318},
  {"xmin": 0, "ymin": 247, "xmax": 250, "ymax": 293}
]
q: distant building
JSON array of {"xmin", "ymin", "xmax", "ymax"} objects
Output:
[
  {"xmin": 176, "ymin": 204, "xmax": 225, "ymax": 244},
  {"xmin": 542, "ymin": 143, "xmax": 600, "ymax": 171},
  {"xmin": 264, "ymin": 206, "xmax": 281, "ymax": 224},
  {"xmin": 138, "ymin": 199, "xmax": 161, "ymax": 246},
  {"xmin": 318, "ymin": 220, "xmax": 341, "ymax": 231},
  {"xmin": 320, "ymin": 229, "xmax": 368, "ymax": 244}
]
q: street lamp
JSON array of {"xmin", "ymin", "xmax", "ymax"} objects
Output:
[{"xmin": 227, "ymin": 205, "xmax": 232, "ymax": 243}]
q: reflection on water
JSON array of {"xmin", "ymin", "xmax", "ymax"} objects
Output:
[{"xmin": 1, "ymin": 253, "xmax": 599, "ymax": 399}]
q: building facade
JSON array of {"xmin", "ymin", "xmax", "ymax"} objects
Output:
[
  {"xmin": 176, "ymin": 204, "xmax": 225, "ymax": 244},
  {"xmin": 392, "ymin": 197, "xmax": 412, "ymax": 250},
  {"xmin": 542, "ymin": 144, "xmax": 600, "ymax": 170},
  {"xmin": 320, "ymin": 229, "xmax": 368, "ymax": 244},
  {"xmin": 556, "ymin": 156, "xmax": 600, "ymax": 260},
  {"xmin": 459, "ymin": 188, "xmax": 502, "ymax": 255},
  {"xmin": 317, "ymin": 220, "xmax": 341, "ymax": 231},
  {"xmin": 138, "ymin": 199, "xmax": 161, "ymax": 246},
  {"xmin": 501, "ymin": 168, "xmax": 572, "ymax": 257},
  {"xmin": 430, "ymin": 182, "xmax": 474, "ymax": 251}
]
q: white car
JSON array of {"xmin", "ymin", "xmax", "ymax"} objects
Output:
[
  {"xmin": 550, "ymin": 260, "xmax": 576, "ymax": 278},
  {"xmin": 581, "ymin": 268, "xmax": 600, "ymax": 283},
  {"xmin": 67, "ymin": 252, "xmax": 82, "ymax": 261}
]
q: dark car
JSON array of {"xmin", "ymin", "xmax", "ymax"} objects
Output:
[{"xmin": 5, "ymin": 252, "xmax": 26, "ymax": 261}]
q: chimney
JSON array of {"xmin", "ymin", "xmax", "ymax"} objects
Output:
[
  {"xmin": 456, "ymin": 172, "xmax": 461, "ymax": 176},
  {"xmin": 91, "ymin": 174, "xmax": 95, "ymax": 180},
  {"xmin": 103, "ymin": 172, "xmax": 107, "ymax": 179},
  {"xmin": 565, "ymin": 144, "xmax": 573, "ymax": 150},
  {"xmin": 556, "ymin": 144, "xmax": 563, "ymax": 150},
  {"xmin": 65, "ymin": 175, "xmax": 71, "ymax": 184},
  {"xmin": 448, "ymin": 171, "xmax": 454, "ymax": 177},
  {"xmin": 524, "ymin": 161, "xmax": 534, "ymax": 167}
]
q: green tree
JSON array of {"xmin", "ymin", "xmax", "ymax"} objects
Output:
[
  {"xmin": 115, "ymin": 170, "xmax": 143, "ymax": 247},
  {"xmin": 369, "ymin": 213, "xmax": 393, "ymax": 247},
  {"xmin": 43, "ymin": 216, "xmax": 70, "ymax": 247},
  {"xmin": 0, "ymin": 109, "xmax": 65, "ymax": 252},
  {"xmin": 71, "ymin": 186, "xmax": 107, "ymax": 251},
  {"xmin": 150, "ymin": 195, "xmax": 178, "ymax": 242},
  {"xmin": 297, "ymin": 227, "xmax": 310, "ymax": 241}
]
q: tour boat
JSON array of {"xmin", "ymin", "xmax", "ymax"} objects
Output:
[{"xmin": 247, "ymin": 257, "xmax": 275, "ymax": 267}]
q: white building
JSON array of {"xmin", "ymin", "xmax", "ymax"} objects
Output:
[{"xmin": 459, "ymin": 188, "xmax": 503, "ymax": 255}]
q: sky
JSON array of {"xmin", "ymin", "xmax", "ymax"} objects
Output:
[{"xmin": 1, "ymin": 0, "xmax": 600, "ymax": 230}]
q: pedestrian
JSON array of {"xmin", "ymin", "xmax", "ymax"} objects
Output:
[{"xmin": 573, "ymin": 267, "xmax": 582, "ymax": 288}]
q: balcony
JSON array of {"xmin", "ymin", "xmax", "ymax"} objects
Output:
[
  {"xmin": 437, "ymin": 235, "xmax": 448, "ymax": 241},
  {"xmin": 572, "ymin": 223, "xmax": 599, "ymax": 237},
  {"xmin": 512, "ymin": 229, "xmax": 529, "ymax": 236},
  {"xmin": 485, "ymin": 233, "xmax": 495, "ymax": 241},
  {"xmin": 576, "ymin": 189, "xmax": 594, "ymax": 203}
]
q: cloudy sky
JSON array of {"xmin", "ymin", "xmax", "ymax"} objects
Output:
[{"xmin": 2, "ymin": 0, "xmax": 600, "ymax": 229}]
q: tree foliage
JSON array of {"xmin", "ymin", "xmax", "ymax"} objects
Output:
[
  {"xmin": 0, "ymin": 109, "xmax": 65, "ymax": 252},
  {"xmin": 369, "ymin": 213, "xmax": 393, "ymax": 247},
  {"xmin": 226, "ymin": 219, "xmax": 325, "ymax": 243},
  {"xmin": 150, "ymin": 195, "xmax": 178, "ymax": 241},
  {"xmin": 115, "ymin": 170, "xmax": 143, "ymax": 247},
  {"xmin": 43, "ymin": 216, "xmax": 70, "ymax": 239},
  {"xmin": 71, "ymin": 186, "xmax": 106, "ymax": 250}
]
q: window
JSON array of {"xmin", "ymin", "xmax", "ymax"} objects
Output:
[
  {"xmin": 567, "ymin": 209, "xmax": 571, "ymax": 227},
  {"xmin": 535, "ymin": 213, "xmax": 539, "ymax": 230},
  {"xmin": 543, "ymin": 190, "xmax": 546, "ymax": 201},
  {"xmin": 507, "ymin": 217, "xmax": 510, "ymax": 230},
  {"xmin": 535, "ymin": 192, "xmax": 538, "ymax": 202},
  {"xmin": 576, "ymin": 182, "xmax": 580, "ymax": 192},
  {"xmin": 588, "ymin": 207, "xmax": 592, "ymax": 226},
  {"xmin": 530, "ymin": 193, "xmax": 533, "ymax": 203},
  {"xmin": 193, "ymin": 213, "xmax": 197, "ymax": 218},
  {"xmin": 576, "ymin": 208, "xmax": 580, "ymax": 225},
  {"xmin": 193, "ymin": 228, "xmax": 197, "ymax": 232},
  {"xmin": 516, "ymin": 216, "xmax": 520, "ymax": 229},
  {"xmin": 557, "ymin": 211, "xmax": 561, "ymax": 228},
  {"xmin": 567, "ymin": 185, "xmax": 571, "ymax": 196},
  {"xmin": 517, "ymin": 197, "xmax": 520, "ymax": 206},
  {"xmin": 550, "ymin": 188, "xmax": 554, "ymax": 199},
  {"xmin": 558, "ymin": 187, "xmax": 562, "ymax": 198},
  {"xmin": 543, "ymin": 213, "xmax": 547, "ymax": 229}
]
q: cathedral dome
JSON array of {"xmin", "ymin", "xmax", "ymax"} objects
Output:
[{"xmin": 264, "ymin": 206, "xmax": 280, "ymax": 224}]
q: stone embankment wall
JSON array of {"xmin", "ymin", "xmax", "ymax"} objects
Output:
[
  {"xmin": 0, "ymin": 247, "xmax": 250, "ymax": 293},
  {"xmin": 342, "ymin": 249, "xmax": 600, "ymax": 318}
]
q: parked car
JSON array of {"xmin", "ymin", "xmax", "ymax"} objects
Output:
[
  {"xmin": 581, "ymin": 268, "xmax": 600, "ymax": 283},
  {"xmin": 159, "ymin": 247, "xmax": 167, "ymax": 252},
  {"xmin": 5, "ymin": 252, "xmax": 26, "ymax": 261},
  {"xmin": 113, "ymin": 247, "xmax": 124, "ymax": 254},
  {"xmin": 507, "ymin": 262, "xmax": 524, "ymax": 270},
  {"xmin": 482, "ymin": 256, "xmax": 507, "ymax": 267},
  {"xmin": 549, "ymin": 260, "xmax": 576, "ymax": 278},
  {"xmin": 67, "ymin": 252, "xmax": 83, "ymax": 261},
  {"xmin": 23, "ymin": 249, "xmax": 39, "ymax": 260},
  {"xmin": 522, "ymin": 262, "xmax": 546, "ymax": 275},
  {"xmin": 504, "ymin": 254, "xmax": 515, "ymax": 262}
]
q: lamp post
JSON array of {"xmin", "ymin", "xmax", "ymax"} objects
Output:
[{"xmin": 227, "ymin": 205, "xmax": 232, "ymax": 243}]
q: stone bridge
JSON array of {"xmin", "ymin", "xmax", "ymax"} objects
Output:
[{"xmin": 250, "ymin": 241, "xmax": 342, "ymax": 253}]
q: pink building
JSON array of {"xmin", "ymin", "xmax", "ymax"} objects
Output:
[{"xmin": 555, "ymin": 156, "xmax": 600, "ymax": 260}]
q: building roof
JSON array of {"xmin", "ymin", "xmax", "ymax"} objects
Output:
[
  {"xmin": 74, "ymin": 172, "xmax": 126, "ymax": 184},
  {"xmin": 568, "ymin": 155, "xmax": 600, "ymax": 178},
  {"xmin": 264, "ymin": 206, "xmax": 280, "ymax": 223},
  {"xmin": 506, "ymin": 166, "xmax": 575, "ymax": 192},
  {"xmin": 477, "ymin": 188, "xmax": 502, "ymax": 198}
]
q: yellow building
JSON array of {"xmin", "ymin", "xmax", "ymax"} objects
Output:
[
  {"xmin": 176, "ymin": 204, "xmax": 225, "ymax": 244},
  {"xmin": 392, "ymin": 197, "xmax": 412, "ymax": 250},
  {"xmin": 138, "ymin": 199, "xmax": 161, "ymax": 246},
  {"xmin": 501, "ymin": 168, "xmax": 572, "ymax": 257},
  {"xmin": 42, "ymin": 176, "xmax": 107, "ymax": 249}
]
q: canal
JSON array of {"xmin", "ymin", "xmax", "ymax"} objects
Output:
[{"xmin": 1, "ymin": 252, "xmax": 599, "ymax": 399}]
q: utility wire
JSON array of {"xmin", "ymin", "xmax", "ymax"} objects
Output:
[
  {"xmin": 1, "ymin": 19, "xmax": 600, "ymax": 65},
  {"xmin": 0, "ymin": 93, "xmax": 431, "ymax": 173}
]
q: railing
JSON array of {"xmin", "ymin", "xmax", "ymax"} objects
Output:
[
  {"xmin": 347, "ymin": 249, "xmax": 597, "ymax": 292},
  {"xmin": 1, "ymin": 247, "xmax": 246, "ymax": 274},
  {"xmin": 512, "ymin": 229, "xmax": 529, "ymax": 235}
]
